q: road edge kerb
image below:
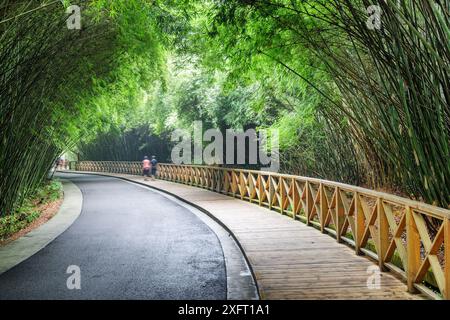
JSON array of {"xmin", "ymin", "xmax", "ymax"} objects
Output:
[
  {"xmin": 61, "ymin": 170, "xmax": 262, "ymax": 300},
  {"xmin": 0, "ymin": 179, "xmax": 83, "ymax": 275}
]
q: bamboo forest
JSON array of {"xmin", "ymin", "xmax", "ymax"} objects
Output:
[{"xmin": 0, "ymin": 0, "xmax": 450, "ymax": 303}]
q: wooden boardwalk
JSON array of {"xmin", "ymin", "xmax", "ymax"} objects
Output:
[{"xmin": 75, "ymin": 172, "xmax": 426, "ymax": 300}]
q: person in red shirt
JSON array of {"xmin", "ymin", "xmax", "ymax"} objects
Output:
[{"xmin": 142, "ymin": 156, "xmax": 151, "ymax": 181}]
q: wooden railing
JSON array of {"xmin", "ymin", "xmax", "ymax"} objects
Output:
[
  {"xmin": 75, "ymin": 161, "xmax": 142, "ymax": 175},
  {"xmin": 74, "ymin": 161, "xmax": 450, "ymax": 299}
]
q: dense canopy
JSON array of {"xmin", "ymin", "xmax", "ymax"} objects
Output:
[{"xmin": 1, "ymin": 0, "xmax": 449, "ymax": 215}]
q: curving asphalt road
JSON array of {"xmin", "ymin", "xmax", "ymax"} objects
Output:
[{"xmin": 0, "ymin": 173, "xmax": 226, "ymax": 299}]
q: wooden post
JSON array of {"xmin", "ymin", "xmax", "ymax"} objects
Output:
[
  {"xmin": 280, "ymin": 177, "xmax": 285, "ymax": 215},
  {"xmin": 217, "ymin": 169, "xmax": 222, "ymax": 193},
  {"xmin": 292, "ymin": 178, "xmax": 299, "ymax": 220},
  {"xmin": 305, "ymin": 181, "xmax": 313, "ymax": 226},
  {"xmin": 319, "ymin": 183, "xmax": 327, "ymax": 233},
  {"xmin": 377, "ymin": 198, "xmax": 389, "ymax": 271},
  {"xmin": 239, "ymin": 172, "xmax": 244, "ymax": 200},
  {"xmin": 258, "ymin": 174, "xmax": 263, "ymax": 206},
  {"xmin": 406, "ymin": 206, "xmax": 420, "ymax": 294},
  {"xmin": 354, "ymin": 192, "xmax": 365, "ymax": 255},
  {"xmin": 268, "ymin": 175, "xmax": 273, "ymax": 210},
  {"xmin": 444, "ymin": 218, "xmax": 450, "ymax": 300},
  {"xmin": 335, "ymin": 187, "xmax": 343, "ymax": 243}
]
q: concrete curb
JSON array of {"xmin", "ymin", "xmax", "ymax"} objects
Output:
[{"xmin": 0, "ymin": 179, "xmax": 83, "ymax": 275}]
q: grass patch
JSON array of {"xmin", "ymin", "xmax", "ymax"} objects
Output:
[{"xmin": 0, "ymin": 180, "xmax": 63, "ymax": 241}]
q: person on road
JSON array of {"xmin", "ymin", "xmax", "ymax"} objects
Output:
[
  {"xmin": 150, "ymin": 155, "xmax": 158, "ymax": 181},
  {"xmin": 142, "ymin": 156, "xmax": 151, "ymax": 181},
  {"xmin": 55, "ymin": 157, "xmax": 64, "ymax": 170}
]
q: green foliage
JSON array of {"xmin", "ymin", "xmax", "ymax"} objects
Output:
[
  {"xmin": 180, "ymin": 0, "xmax": 450, "ymax": 207},
  {"xmin": 0, "ymin": 180, "xmax": 62, "ymax": 241},
  {"xmin": 78, "ymin": 125, "xmax": 172, "ymax": 162},
  {"xmin": 2, "ymin": 0, "xmax": 449, "ymax": 216},
  {"xmin": 0, "ymin": 0, "xmax": 170, "ymax": 215}
]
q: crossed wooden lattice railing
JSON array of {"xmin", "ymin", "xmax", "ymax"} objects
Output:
[
  {"xmin": 73, "ymin": 161, "xmax": 450, "ymax": 299},
  {"xmin": 73, "ymin": 161, "xmax": 142, "ymax": 174}
]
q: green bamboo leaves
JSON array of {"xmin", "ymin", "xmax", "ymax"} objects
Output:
[
  {"xmin": 199, "ymin": 0, "xmax": 450, "ymax": 208},
  {"xmin": 2, "ymin": 0, "xmax": 449, "ymax": 216},
  {"xmin": 0, "ymin": 1, "xmax": 167, "ymax": 216}
]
